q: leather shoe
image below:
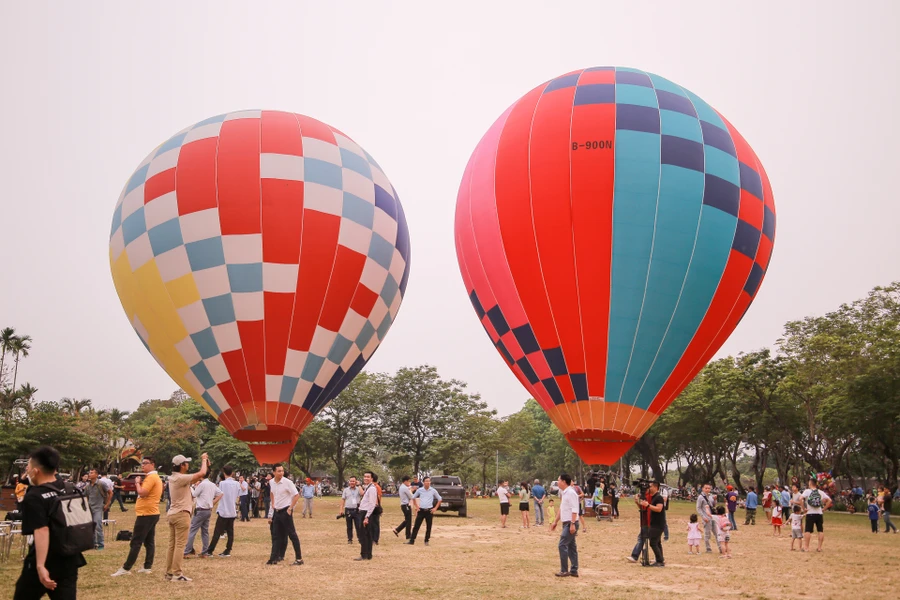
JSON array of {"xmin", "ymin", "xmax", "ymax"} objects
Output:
[{"xmin": 554, "ymin": 572, "xmax": 570, "ymax": 577}]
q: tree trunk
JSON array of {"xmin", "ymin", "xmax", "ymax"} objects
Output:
[
  {"xmin": 752, "ymin": 445, "xmax": 769, "ymax": 491},
  {"xmin": 633, "ymin": 436, "xmax": 664, "ymax": 482}
]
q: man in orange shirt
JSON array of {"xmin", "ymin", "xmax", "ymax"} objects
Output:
[{"xmin": 111, "ymin": 456, "xmax": 163, "ymax": 577}]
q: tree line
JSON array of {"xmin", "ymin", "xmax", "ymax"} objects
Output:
[
  {"xmin": 1, "ymin": 282, "xmax": 896, "ymax": 493},
  {"xmin": 624, "ymin": 282, "xmax": 900, "ymax": 494}
]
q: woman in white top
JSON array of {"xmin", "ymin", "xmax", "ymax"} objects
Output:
[{"xmin": 519, "ymin": 483, "xmax": 531, "ymax": 529}]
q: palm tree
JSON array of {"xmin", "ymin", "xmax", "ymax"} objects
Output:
[
  {"xmin": 0, "ymin": 327, "xmax": 16, "ymax": 383},
  {"xmin": 17, "ymin": 382, "xmax": 37, "ymax": 412},
  {"xmin": 107, "ymin": 408, "xmax": 129, "ymax": 426},
  {"xmin": 60, "ymin": 397, "xmax": 92, "ymax": 416},
  {"xmin": 10, "ymin": 335, "xmax": 31, "ymax": 390}
]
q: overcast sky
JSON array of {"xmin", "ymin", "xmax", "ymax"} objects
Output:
[{"xmin": 1, "ymin": 2, "xmax": 898, "ymax": 417}]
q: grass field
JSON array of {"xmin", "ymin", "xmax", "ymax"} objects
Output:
[{"xmin": 2, "ymin": 496, "xmax": 897, "ymax": 599}]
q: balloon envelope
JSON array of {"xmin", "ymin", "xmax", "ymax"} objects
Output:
[
  {"xmin": 110, "ymin": 110, "xmax": 410, "ymax": 463},
  {"xmin": 455, "ymin": 68, "xmax": 774, "ymax": 465}
]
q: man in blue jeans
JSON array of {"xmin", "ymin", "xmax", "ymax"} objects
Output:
[
  {"xmin": 550, "ymin": 473, "xmax": 580, "ymax": 577},
  {"xmin": 532, "ymin": 479, "xmax": 546, "ymax": 526}
]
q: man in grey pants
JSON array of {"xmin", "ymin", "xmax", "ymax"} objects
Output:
[
  {"xmin": 695, "ymin": 483, "xmax": 721, "ymax": 553},
  {"xmin": 532, "ymin": 479, "xmax": 546, "ymax": 526},
  {"xmin": 184, "ymin": 473, "xmax": 221, "ymax": 557},
  {"xmin": 550, "ymin": 473, "xmax": 580, "ymax": 577}
]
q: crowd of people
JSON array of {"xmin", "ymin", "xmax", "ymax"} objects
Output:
[{"xmin": 8, "ymin": 443, "xmax": 899, "ymax": 598}]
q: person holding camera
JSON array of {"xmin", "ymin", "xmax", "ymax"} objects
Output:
[
  {"xmin": 627, "ymin": 480, "xmax": 666, "ymax": 567},
  {"xmin": 550, "ymin": 473, "xmax": 580, "ymax": 577},
  {"xmin": 111, "ymin": 456, "xmax": 163, "ymax": 577},
  {"xmin": 338, "ymin": 476, "xmax": 361, "ymax": 544}
]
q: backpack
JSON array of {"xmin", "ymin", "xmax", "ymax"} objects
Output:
[
  {"xmin": 41, "ymin": 482, "xmax": 96, "ymax": 556},
  {"xmin": 116, "ymin": 530, "xmax": 133, "ymax": 541},
  {"xmin": 807, "ymin": 489, "xmax": 822, "ymax": 508}
]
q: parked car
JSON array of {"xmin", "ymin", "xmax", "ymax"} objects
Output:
[
  {"xmin": 120, "ymin": 472, "xmax": 142, "ymax": 502},
  {"xmin": 430, "ymin": 475, "xmax": 467, "ymax": 517}
]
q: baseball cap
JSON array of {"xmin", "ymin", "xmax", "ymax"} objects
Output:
[
  {"xmin": 172, "ymin": 455, "xmax": 192, "ymax": 466},
  {"xmin": 726, "ymin": 485, "xmax": 733, "ymax": 491}
]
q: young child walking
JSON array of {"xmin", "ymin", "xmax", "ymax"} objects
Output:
[
  {"xmin": 789, "ymin": 505, "xmax": 805, "ymax": 550},
  {"xmin": 771, "ymin": 503, "xmax": 783, "ymax": 536},
  {"xmin": 687, "ymin": 513, "xmax": 702, "ymax": 554},
  {"xmin": 546, "ymin": 498, "xmax": 557, "ymax": 524},
  {"xmin": 715, "ymin": 506, "xmax": 732, "ymax": 558},
  {"xmin": 868, "ymin": 496, "xmax": 880, "ymax": 533}
]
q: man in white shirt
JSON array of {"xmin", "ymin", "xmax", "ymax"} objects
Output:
[
  {"xmin": 338, "ymin": 476, "xmax": 362, "ymax": 544},
  {"xmin": 238, "ymin": 476, "xmax": 250, "ymax": 522},
  {"xmin": 801, "ymin": 479, "xmax": 832, "ymax": 552},
  {"xmin": 355, "ymin": 471, "xmax": 379, "ymax": 561},
  {"xmin": 267, "ymin": 465, "xmax": 302, "ymax": 566},
  {"xmin": 392, "ymin": 476, "xmax": 414, "ymax": 539},
  {"xmin": 497, "ymin": 480, "xmax": 512, "ymax": 528},
  {"xmin": 550, "ymin": 473, "xmax": 580, "ymax": 577},
  {"xmin": 407, "ymin": 476, "xmax": 442, "ymax": 546},
  {"xmin": 184, "ymin": 473, "xmax": 221, "ymax": 557},
  {"xmin": 203, "ymin": 464, "xmax": 240, "ymax": 558}
]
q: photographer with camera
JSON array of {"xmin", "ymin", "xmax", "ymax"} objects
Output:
[
  {"xmin": 626, "ymin": 480, "xmax": 666, "ymax": 567},
  {"xmin": 337, "ymin": 476, "xmax": 361, "ymax": 544}
]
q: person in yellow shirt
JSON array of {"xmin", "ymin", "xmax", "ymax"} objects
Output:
[
  {"xmin": 14, "ymin": 475, "xmax": 28, "ymax": 503},
  {"xmin": 111, "ymin": 457, "xmax": 163, "ymax": 577},
  {"xmin": 547, "ymin": 497, "xmax": 557, "ymax": 524}
]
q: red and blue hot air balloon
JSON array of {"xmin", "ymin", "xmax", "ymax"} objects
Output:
[
  {"xmin": 110, "ymin": 110, "xmax": 410, "ymax": 464},
  {"xmin": 455, "ymin": 67, "xmax": 775, "ymax": 465}
]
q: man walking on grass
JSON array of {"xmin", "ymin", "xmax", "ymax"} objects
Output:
[
  {"xmin": 203, "ymin": 465, "xmax": 240, "ymax": 558},
  {"xmin": 111, "ymin": 457, "xmax": 163, "ymax": 577},
  {"xmin": 392, "ymin": 476, "xmax": 413, "ymax": 539},
  {"xmin": 550, "ymin": 473, "xmax": 580, "ymax": 577},
  {"xmin": 406, "ymin": 476, "xmax": 442, "ymax": 546}
]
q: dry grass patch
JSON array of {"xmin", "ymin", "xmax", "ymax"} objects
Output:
[{"xmin": 1, "ymin": 496, "xmax": 897, "ymax": 599}]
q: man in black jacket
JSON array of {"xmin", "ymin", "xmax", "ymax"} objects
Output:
[
  {"xmin": 627, "ymin": 480, "xmax": 666, "ymax": 567},
  {"xmin": 14, "ymin": 445, "xmax": 87, "ymax": 600}
]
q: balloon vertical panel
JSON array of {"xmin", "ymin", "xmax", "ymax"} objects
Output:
[
  {"xmin": 110, "ymin": 111, "xmax": 410, "ymax": 464},
  {"xmin": 455, "ymin": 68, "xmax": 775, "ymax": 465}
]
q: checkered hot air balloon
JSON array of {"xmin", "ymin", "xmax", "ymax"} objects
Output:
[
  {"xmin": 455, "ymin": 68, "xmax": 775, "ymax": 465},
  {"xmin": 110, "ymin": 111, "xmax": 410, "ymax": 464}
]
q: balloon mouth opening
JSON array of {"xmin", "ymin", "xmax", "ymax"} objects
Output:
[
  {"xmin": 565, "ymin": 430, "xmax": 637, "ymax": 466},
  {"xmin": 232, "ymin": 427, "xmax": 299, "ymax": 465}
]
